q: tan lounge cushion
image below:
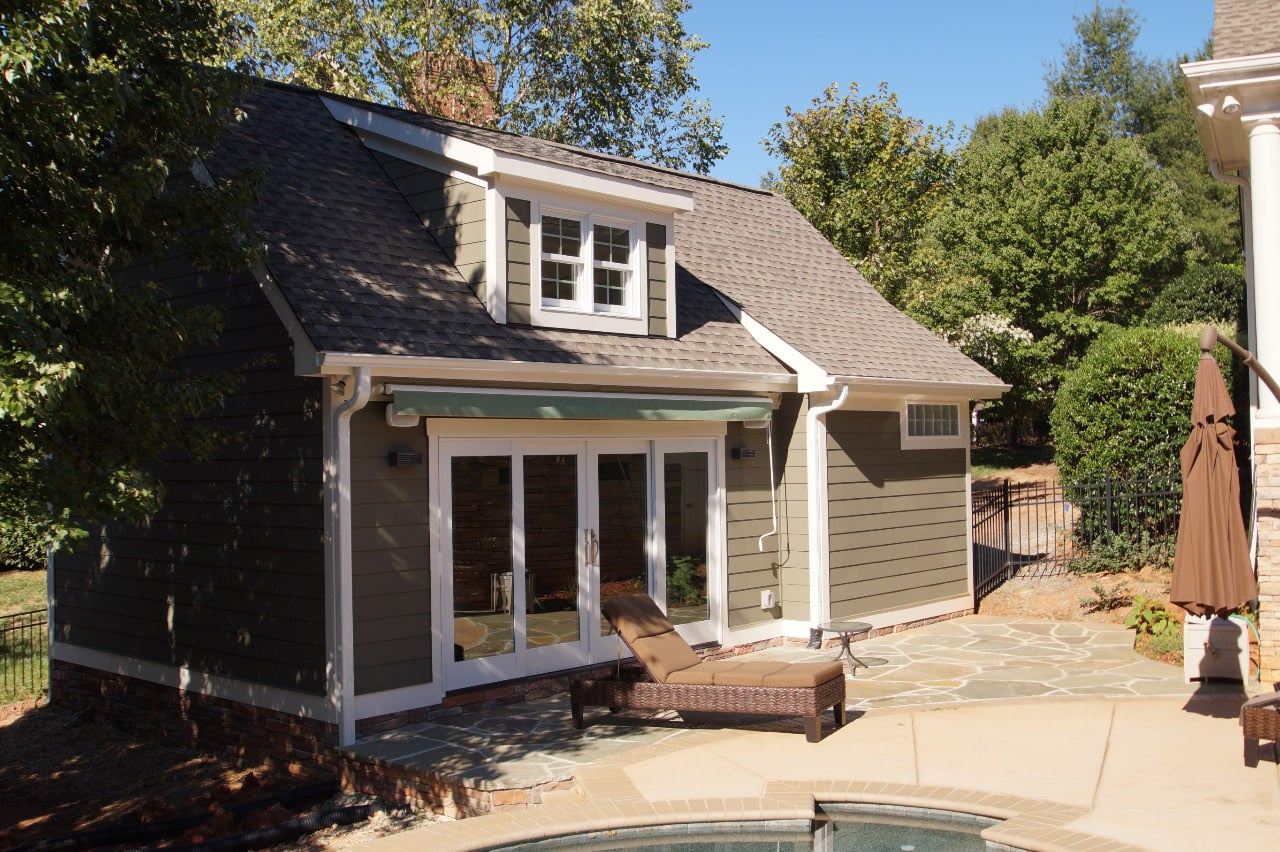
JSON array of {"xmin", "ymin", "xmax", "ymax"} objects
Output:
[
  {"xmin": 629, "ymin": 631, "xmax": 701, "ymax": 682},
  {"xmin": 712, "ymin": 661, "xmax": 791, "ymax": 686},
  {"xmin": 603, "ymin": 595, "xmax": 677, "ymax": 642},
  {"xmin": 666, "ymin": 661, "xmax": 742, "ymax": 685},
  {"xmin": 761, "ymin": 662, "xmax": 845, "ymax": 688}
]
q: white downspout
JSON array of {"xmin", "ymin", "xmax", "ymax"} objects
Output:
[
  {"xmin": 756, "ymin": 417, "xmax": 778, "ymax": 552},
  {"xmin": 326, "ymin": 367, "xmax": 371, "ymax": 747},
  {"xmin": 806, "ymin": 384, "xmax": 850, "ymax": 631}
]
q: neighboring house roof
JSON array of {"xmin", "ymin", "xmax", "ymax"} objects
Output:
[
  {"xmin": 1215, "ymin": 0, "xmax": 1280, "ymax": 58},
  {"xmin": 211, "ymin": 81, "xmax": 1003, "ymax": 393}
]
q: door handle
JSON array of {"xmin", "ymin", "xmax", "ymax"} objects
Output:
[{"xmin": 590, "ymin": 529, "xmax": 599, "ymax": 564}]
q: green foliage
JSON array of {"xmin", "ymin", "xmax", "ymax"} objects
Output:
[
  {"xmin": 1081, "ymin": 581, "xmax": 1133, "ymax": 613},
  {"xmin": 0, "ymin": 517, "xmax": 47, "ymax": 572},
  {"xmin": 923, "ymin": 97, "xmax": 1189, "ymax": 429},
  {"xmin": 666, "ymin": 554, "xmax": 705, "ymax": 607},
  {"xmin": 1044, "ymin": 4, "xmax": 1239, "ymax": 262},
  {"xmin": 1051, "ymin": 326, "xmax": 1226, "ymax": 484},
  {"xmin": 220, "ymin": 0, "xmax": 727, "ymax": 173},
  {"xmin": 1, "ymin": 0, "xmax": 255, "ymax": 546},
  {"xmin": 1070, "ymin": 529, "xmax": 1175, "ymax": 575},
  {"xmin": 1144, "ymin": 263, "xmax": 1245, "ymax": 326},
  {"xmin": 1125, "ymin": 594, "xmax": 1175, "ymax": 637},
  {"xmin": 762, "ymin": 82, "xmax": 955, "ymax": 303}
]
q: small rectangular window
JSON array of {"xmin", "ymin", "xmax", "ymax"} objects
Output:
[
  {"xmin": 908, "ymin": 403, "xmax": 959, "ymax": 437},
  {"xmin": 901, "ymin": 402, "xmax": 965, "ymax": 449}
]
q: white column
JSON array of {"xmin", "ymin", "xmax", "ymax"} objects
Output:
[{"xmin": 1247, "ymin": 118, "xmax": 1280, "ymax": 425}]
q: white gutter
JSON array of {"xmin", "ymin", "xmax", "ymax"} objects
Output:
[
  {"xmin": 311, "ymin": 351, "xmax": 796, "ymax": 394},
  {"xmin": 325, "ymin": 367, "xmax": 371, "ymax": 747},
  {"xmin": 831, "ymin": 374, "xmax": 1010, "ymax": 400},
  {"xmin": 806, "ymin": 383, "xmax": 850, "ymax": 627}
]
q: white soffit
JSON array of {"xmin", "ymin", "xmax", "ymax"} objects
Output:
[{"xmin": 321, "ymin": 96, "xmax": 694, "ymax": 213}]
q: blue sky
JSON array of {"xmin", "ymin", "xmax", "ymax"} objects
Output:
[{"xmin": 683, "ymin": 0, "xmax": 1215, "ymax": 186}]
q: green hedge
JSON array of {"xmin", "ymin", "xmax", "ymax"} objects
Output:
[
  {"xmin": 1051, "ymin": 326, "xmax": 1232, "ymax": 484},
  {"xmin": 1144, "ymin": 262, "xmax": 1244, "ymax": 327}
]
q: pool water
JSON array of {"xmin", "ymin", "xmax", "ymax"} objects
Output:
[{"xmin": 499, "ymin": 804, "xmax": 997, "ymax": 851}]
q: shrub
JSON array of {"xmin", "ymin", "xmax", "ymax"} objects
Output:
[
  {"xmin": 1144, "ymin": 262, "xmax": 1244, "ymax": 327},
  {"xmin": 1051, "ymin": 326, "xmax": 1230, "ymax": 484},
  {"xmin": 0, "ymin": 516, "xmax": 48, "ymax": 572}
]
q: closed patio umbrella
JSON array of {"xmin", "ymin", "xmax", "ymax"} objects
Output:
[{"xmin": 1170, "ymin": 353, "xmax": 1257, "ymax": 617}]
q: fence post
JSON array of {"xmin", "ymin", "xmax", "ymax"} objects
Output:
[
  {"xmin": 1104, "ymin": 474, "xmax": 1114, "ymax": 544},
  {"xmin": 1002, "ymin": 478, "xmax": 1012, "ymax": 574}
]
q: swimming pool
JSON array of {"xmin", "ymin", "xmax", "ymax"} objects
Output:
[{"xmin": 496, "ymin": 803, "xmax": 1000, "ymax": 850}]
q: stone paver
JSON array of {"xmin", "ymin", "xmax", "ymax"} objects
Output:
[{"xmin": 350, "ymin": 616, "xmax": 1273, "ymax": 851}]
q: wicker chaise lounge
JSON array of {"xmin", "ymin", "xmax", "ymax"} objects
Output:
[
  {"xmin": 1242, "ymin": 690, "xmax": 1280, "ymax": 766},
  {"xmin": 570, "ymin": 595, "xmax": 847, "ymax": 743}
]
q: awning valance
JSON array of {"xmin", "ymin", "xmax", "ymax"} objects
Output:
[{"xmin": 388, "ymin": 386, "xmax": 773, "ymax": 422}]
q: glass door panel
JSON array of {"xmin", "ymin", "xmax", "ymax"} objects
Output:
[
  {"xmin": 523, "ymin": 454, "xmax": 580, "ymax": 650},
  {"xmin": 449, "ymin": 455, "xmax": 514, "ymax": 662},
  {"xmin": 595, "ymin": 452, "xmax": 649, "ymax": 635},
  {"xmin": 663, "ymin": 451, "xmax": 710, "ymax": 626}
]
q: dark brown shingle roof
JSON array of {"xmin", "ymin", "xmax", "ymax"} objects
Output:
[{"xmin": 212, "ymin": 82, "xmax": 1002, "ymax": 391}]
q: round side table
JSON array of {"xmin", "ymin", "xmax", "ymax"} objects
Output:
[{"xmin": 817, "ymin": 620, "xmax": 878, "ymax": 672}]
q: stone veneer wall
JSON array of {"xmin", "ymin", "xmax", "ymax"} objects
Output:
[{"xmin": 1257, "ymin": 428, "xmax": 1280, "ymax": 685}]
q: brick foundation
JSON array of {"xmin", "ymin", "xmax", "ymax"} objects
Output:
[
  {"xmin": 1256, "ymin": 430, "xmax": 1280, "ymax": 685},
  {"xmin": 50, "ymin": 660, "xmax": 338, "ymax": 778}
]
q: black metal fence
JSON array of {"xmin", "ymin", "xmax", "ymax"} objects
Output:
[
  {"xmin": 973, "ymin": 475, "xmax": 1182, "ymax": 602},
  {"xmin": 1, "ymin": 609, "xmax": 48, "ymax": 701}
]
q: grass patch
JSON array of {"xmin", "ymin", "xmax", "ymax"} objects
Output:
[
  {"xmin": 0, "ymin": 570, "xmax": 46, "ymax": 616},
  {"xmin": 971, "ymin": 444, "xmax": 1055, "ymax": 478}
]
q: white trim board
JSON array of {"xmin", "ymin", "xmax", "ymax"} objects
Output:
[{"xmin": 51, "ymin": 642, "xmax": 336, "ymax": 722}]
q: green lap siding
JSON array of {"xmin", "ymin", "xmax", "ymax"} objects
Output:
[
  {"xmin": 725, "ymin": 422, "xmax": 778, "ymax": 628},
  {"xmin": 825, "ymin": 410, "xmax": 967, "ymax": 619},
  {"xmin": 52, "ymin": 264, "xmax": 327, "ymax": 694},
  {"xmin": 350, "ymin": 405, "xmax": 433, "ymax": 694},
  {"xmin": 775, "ymin": 395, "xmax": 810, "ymax": 622},
  {"xmin": 374, "ymin": 151, "xmax": 488, "ymax": 300}
]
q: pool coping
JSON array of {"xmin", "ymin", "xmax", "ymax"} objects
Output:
[{"xmin": 370, "ymin": 725, "xmax": 1143, "ymax": 852}]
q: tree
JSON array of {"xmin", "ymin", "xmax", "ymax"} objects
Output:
[
  {"xmin": 220, "ymin": 0, "xmax": 727, "ymax": 173},
  {"xmin": 1, "ymin": 0, "xmax": 256, "ymax": 547},
  {"xmin": 921, "ymin": 96, "xmax": 1189, "ymax": 428},
  {"xmin": 1045, "ymin": 4, "xmax": 1241, "ymax": 262},
  {"xmin": 761, "ymin": 82, "xmax": 955, "ymax": 304}
]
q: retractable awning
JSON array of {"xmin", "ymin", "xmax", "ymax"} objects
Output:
[{"xmin": 387, "ymin": 385, "xmax": 773, "ymax": 422}]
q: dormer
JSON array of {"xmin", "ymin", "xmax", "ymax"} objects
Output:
[{"xmin": 322, "ymin": 96, "xmax": 692, "ymax": 338}]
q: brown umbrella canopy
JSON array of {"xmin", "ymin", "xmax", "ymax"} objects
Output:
[{"xmin": 1170, "ymin": 355, "xmax": 1257, "ymax": 617}]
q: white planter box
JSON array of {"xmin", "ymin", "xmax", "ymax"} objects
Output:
[{"xmin": 1183, "ymin": 614, "xmax": 1249, "ymax": 682}]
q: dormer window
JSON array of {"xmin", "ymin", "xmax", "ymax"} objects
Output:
[
  {"xmin": 540, "ymin": 209, "xmax": 638, "ymax": 318},
  {"xmin": 527, "ymin": 197, "xmax": 660, "ymax": 332}
]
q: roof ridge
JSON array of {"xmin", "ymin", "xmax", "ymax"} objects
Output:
[{"xmin": 258, "ymin": 77, "xmax": 774, "ymax": 196}]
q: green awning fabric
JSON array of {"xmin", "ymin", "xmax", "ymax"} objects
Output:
[{"xmin": 390, "ymin": 387, "xmax": 772, "ymax": 422}]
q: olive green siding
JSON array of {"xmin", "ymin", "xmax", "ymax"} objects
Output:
[
  {"xmin": 725, "ymin": 421, "xmax": 780, "ymax": 629},
  {"xmin": 775, "ymin": 395, "xmax": 810, "ymax": 621},
  {"xmin": 646, "ymin": 223, "xmax": 668, "ymax": 337},
  {"xmin": 824, "ymin": 410, "xmax": 968, "ymax": 619},
  {"xmin": 374, "ymin": 151, "xmax": 488, "ymax": 302},
  {"xmin": 351, "ymin": 405, "xmax": 432, "ymax": 695},
  {"xmin": 507, "ymin": 198, "xmax": 532, "ymax": 324},
  {"xmin": 52, "ymin": 262, "xmax": 327, "ymax": 694}
]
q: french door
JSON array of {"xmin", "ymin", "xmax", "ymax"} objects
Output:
[{"xmin": 437, "ymin": 436, "xmax": 719, "ymax": 689}]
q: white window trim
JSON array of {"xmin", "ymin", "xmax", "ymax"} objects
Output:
[
  {"xmin": 519, "ymin": 191, "xmax": 652, "ymax": 335},
  {"xmin": 533, "ymin": 201, "xmax": 645, "ymax": 332},
  {"xmin": 900, "ymin": 400, "xmax": 968, "ymax": 450}
]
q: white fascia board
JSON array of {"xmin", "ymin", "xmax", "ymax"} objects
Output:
[
  {"xmin": 491, "ymin": 155, "xmax": 694, "ymax": 212},
  {"xmin": 357, "ymin": 133, "xmax": 488, "ymax": 187},
  {"xmin": 713, "ymin": 293, "xmax": 827, "ymax": 392},
  {"xmin": 321, "ymin": 96, "xmax": 496, "ymax": 173},
  {"xmin": 321, "ymin": 95, "xmax": 693, "ymax": 213},
  {"xmin": 314, "ymin": 351, "xmax": 796, "ymax": 393},
  {"xmin": 833, "ymin": 374, "xmax": 1011, "ymax": 401},
  {"xmin": 254, "ymin": 265, "xmax": 321, "ymax": 375}
]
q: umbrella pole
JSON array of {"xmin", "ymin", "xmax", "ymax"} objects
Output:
[{"xmin": 1200, "ymin": 325, "xmax": 1280, "ymax": 403}]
